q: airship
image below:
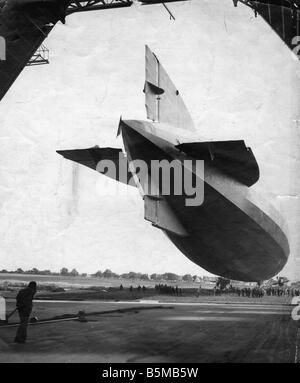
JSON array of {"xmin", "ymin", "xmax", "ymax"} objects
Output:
[{"xmin": 57, "ymin": 45, "xmax": 290, "ymax": 282}]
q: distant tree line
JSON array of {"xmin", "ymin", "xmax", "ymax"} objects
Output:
[
  {"xmin": 0, "ymin": 267, "xmax": 201, "ymax": 282},
  {"xmin": 0, "ymin": 267, "xmax": 87, "ymax": 278},
  {"xmin": 91, "ymin": 270, "xmax": 200, "ymax": 282}
]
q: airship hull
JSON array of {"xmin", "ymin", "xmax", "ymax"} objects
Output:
[{"xmin": 121, "ymin": 120, "xmax": 289, "ymax": 282}]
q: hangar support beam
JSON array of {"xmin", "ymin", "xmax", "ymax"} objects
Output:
[
  {"xmin": 66, "ymin": 0, "xmax": 133, "ymax": 16},
  {"xmin": 233, "ymin": 0, "xmax": 300, "ymax": 53}
]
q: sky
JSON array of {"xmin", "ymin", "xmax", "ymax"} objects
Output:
[{"xmin": 0, "ymin": 0, "xmax": 300, "ymax": 279}]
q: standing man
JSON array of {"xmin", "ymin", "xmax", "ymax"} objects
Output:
[
  {"xmin": 0, "ymin": 295, "xmax": 5, "ymax": 321},
  {"xmin": 14, "ymin": 281, "xmax": 37, "ymax": 344}
]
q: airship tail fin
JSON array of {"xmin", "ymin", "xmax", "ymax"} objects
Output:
[{"xmin": 144, "ymin": 45, "xmax": 195, "ymax": 132}]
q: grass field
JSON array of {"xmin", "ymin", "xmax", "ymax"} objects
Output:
[
  {"xmin": 0, "ymin": 273, "xmax": 293, "ymax": 305},
  {"xmin": 0, "ymin": 273, "xmax": 201, "ymax": 289}
]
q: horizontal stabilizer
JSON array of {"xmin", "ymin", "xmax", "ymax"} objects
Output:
[
  {"xmin": 176, "ymin": 140, "xmax": 259, "ymax": 187},
  {"xmin": 57, "ymin": 146, "xmax": 136, "ymax": 187},
  {"xmin": 57, "ymin": 146, "xmax": 122, "ymax": 170},
  {"xmin": 144, "ymin": 195, "xmax": 187, "ymax": 236}
]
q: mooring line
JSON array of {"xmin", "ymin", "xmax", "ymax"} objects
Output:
[{"xmin": 0, "ymin": 305, "xmax": 173, "ymax": 329}]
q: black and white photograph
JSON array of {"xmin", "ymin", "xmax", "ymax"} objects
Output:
[{"xmin": 0, "ymin": 0, "xmax": 300, "ymax": 368}]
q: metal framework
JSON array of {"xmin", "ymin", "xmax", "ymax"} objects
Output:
[
  {"xmin": 27, "ymin": 44, "xmax": 49, "ymax": 66},
  {"xmin": 66, "ymin": 0, "xmax": 133, "ymax": 15},
  {"xmin": 234, "ymin": 0, "xmax": 300, "ymax": 11},
  {"xmin": 26, "ymin": 1, "xmax": 133, "ymax": 66},
  {"xmin": 234, "ymin": 0, "xmax": 300, "ymax": 51}
]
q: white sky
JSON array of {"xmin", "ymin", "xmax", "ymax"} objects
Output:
[{"xmin": 0, "ymin": 0, "xmax": 299, "ymax": 279}]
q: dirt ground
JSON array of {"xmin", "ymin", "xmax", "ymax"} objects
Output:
[{"xmin": 0, "ymin": 299, "xmax": 299, "ymax": 363}]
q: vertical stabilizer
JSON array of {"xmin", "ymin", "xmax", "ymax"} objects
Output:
[{"xmin": 144, "ymin": 45, "xmax": 195, "ymax": 131}]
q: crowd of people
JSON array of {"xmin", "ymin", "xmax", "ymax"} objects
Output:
[
  {"xmin": 120, "ymin": 284, "xmax": 147, "ymax": 293},
  {"xmin": 119, "ymin": 282, "xmax": 300, "ymax": 299},
  {"xmin": 215, "ymin": 285, "xmax": 300, "ymax": 298},
  {"xmin": 264, "ymin": 287, "xmax": 300, "ymax": 296},
  {"xmin": 121, "ymin": 283, "xmax": 184, "ymax": 295},
  {"xmin": 154, "ymin": 284, "xmax": 182, "ymax": 296}
]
